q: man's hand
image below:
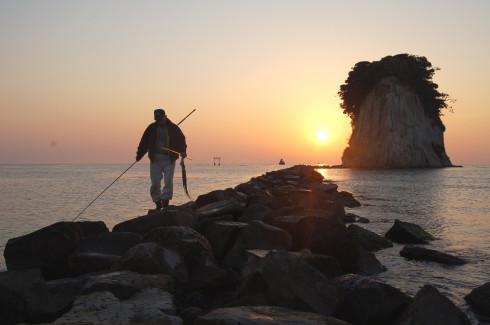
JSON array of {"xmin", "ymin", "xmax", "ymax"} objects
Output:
[{"xmin": 181, "ymin": 152, "xmax": 187, "ymax": 159}]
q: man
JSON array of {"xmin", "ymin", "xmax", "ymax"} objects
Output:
[{"xmin": 136, "ymin": 109, "xmax": 187, "ymax": 210}]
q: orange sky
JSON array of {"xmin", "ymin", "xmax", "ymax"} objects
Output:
[{"xmin": 1, "ymin": 1, "xmax": 489, "ymax": 165}]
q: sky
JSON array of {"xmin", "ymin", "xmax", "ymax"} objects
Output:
[{"xmin": 1, "ymin": 1, "xmax": 489, "ymax": 165}]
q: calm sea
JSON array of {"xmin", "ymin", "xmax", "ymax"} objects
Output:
[{"xmin": 1, "ymin": 163, "xmax": 489, "ymax": 322}]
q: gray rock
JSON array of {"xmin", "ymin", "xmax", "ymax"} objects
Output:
[
  {"xmin": 194, "ymin": 198, "xmax": 245, "ymax": 220},
  {"xmin": 464, "ymin": 282, "xmax": 490, "ymax": 317},
  {"xmin": 114, "ymin": 242, "xmax": 188, "ymax": 283},
  {"xmin": 334, "ymin": 276, "xmax": 410, "ymax": 325},
  {"xmin": 112, "ymin": 209, "xmax": 195, "ymax": 235},
  {"xmin": 223, "ymin": 221, "xmax": 292, "ymax": 270},
  {"xmin": 338, "ymin": 191, "xmax": 361, "ymax": 207},
  {"xmin": 393, "ymin": 285, "xmax": 470, "ymax": 325},
  {"xmin": 123, "ymin": 288, "xmax": 178, "ymax": 318},
  {"xmin": 238, "ymin": 250, "xmax": 341, "ymax": 315},
  {"xmin": 400, "ymin": 246, "xmax": 466, "ymax": 265},
  {"xmin": 385, "ymin": 219, "xmax": 435, "ymax": 244},
  {"xmin": 316, "ymin": 182, "xmax": 339, "ymax": 193},
  {"xmin": 53, "ymin": 290, "xmax": 184, "ymax": 325},
  {"xmin": 201, "ymin": 221, "xmax": 247, "ymax": 260},
  {"xmin": 302, "ymin": 251, "xmax": 342, "ymax": 279},
  {"xmin": 68, "ymin": 252, "xmax": 120, "ymax": 275},
  {"xmin": 80, "ymin": 270, "xmax": 174, "ymax": 299},
  {"xmin": 347, "ymin": 224, "xmax": 393, "ymax": 252},
  {"xmin": 0, "ymin": 281, "xmax": 26, "ymax": 325},
  {"xmin": 354, "ymin": 246, "xmax": 387, "ymax": 275},
  {"xmin": 4, "ymin": 221, "xmax": 108, "ymax": 279},
  {"xmin": 287, "ymin": 215, "xmax": 360, "ymax": 273},
  {"xmin": 343, "ymin": 212, "xmax": 357, "ymax": 223},
  {"xmin": 195, "ymin": 305, "xmax": 350, "ymax": 324},
  {"xmin": 0, "ymin": 268, "xmax": 75, "ymax": 324},
  {"xmin": 22, "ymin": 280, "xmax": 75, "ymax": 323},
  {"xmin": 73, "ymin": 231, "xmax": 143, "ymax": 255},
  {"xmin": 238, "ymin": 203, "xmax": 272, "ymax": 222},
  {"xmin": 189, "ymin": 264, "xmax": 235, "ymax": 291},
  {"xmin": 145, "ymin": 226, "xmax": 216, "ymax": 271},
  {"xmin": 240, "ymin": 249, "xmax": 270, "ymax": 279},
  {"xmin": 53, "ymin": 291, "xmax": 126, "ymax": 324},
  {"xmin": 195, "ymin": 188, "xmax": 247, "ymax": 208}
]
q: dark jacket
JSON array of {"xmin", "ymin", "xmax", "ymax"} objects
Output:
[{"xmin": 136, "ymin": 119, "xmax": 187, "ymax": 162}]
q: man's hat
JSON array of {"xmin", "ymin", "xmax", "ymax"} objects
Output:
[{"xmin": 154, "ymin": 109, "xmax": 166, "ymax": 121}]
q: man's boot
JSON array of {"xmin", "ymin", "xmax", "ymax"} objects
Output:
[
  {"xmin": 162, "ymin": 199, "xmax": 170, "ymax": 208},
  {"xmin": 154, "ymin": 199, "xmax": 163, "ymax": 211}
]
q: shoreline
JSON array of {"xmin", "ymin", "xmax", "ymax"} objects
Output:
[{"xmin": 1, "ymin": 165, "xmax": 487, "ymax": 324}]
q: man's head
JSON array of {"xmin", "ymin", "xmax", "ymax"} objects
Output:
[{"xmin": 154, "ymin": 109, "xmax": 166, "ymax": 123}]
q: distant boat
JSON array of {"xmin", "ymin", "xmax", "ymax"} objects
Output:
[{"xmin": 279, "ymin": 158, "xmax": 285, "ymax": 165}]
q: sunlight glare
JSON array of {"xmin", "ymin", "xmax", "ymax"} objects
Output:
[{"xmin": 317, "ymin": 130, "xmax": 328, "ymax": 142}]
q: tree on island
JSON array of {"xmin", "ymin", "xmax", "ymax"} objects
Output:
[{"xmin": 338, "ymin": 54, "xmax": 453, "ymax": 131}]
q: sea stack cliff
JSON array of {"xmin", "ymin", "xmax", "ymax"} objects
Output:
[
  {"xmin": 339, "ymin": 54, "xmax": 454, "ymax": 168},
  {"xmin": 341, "ymin": 76, "xmax": 453, "ymax": 168}
]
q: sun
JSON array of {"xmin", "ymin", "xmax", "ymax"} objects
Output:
[{"xmin": 316, "ymin": 130, "xmax": 329, "ymax": 142}]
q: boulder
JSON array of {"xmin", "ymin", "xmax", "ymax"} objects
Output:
[
  {"xmin": 113, "ymin": 242, "xmax": 188, "ymax": 283},
  {"xmin": 0, "ymin": 276, "xmax": 28, "ymax": 325},
  {"xmin": 385, "ymin": 219, "xmax": 435, "ymax": 244},
  {"xmin": 4, "ymin": 221, "xmax": 108, "ymax": 279},
  {"xmin": 338, "ymin": 191, "xmax": 361, "ymax": 207},
  {"xmin": 464, "ymin": 282, "xmax": 490, "ymax": 317},
  {"xmin": 302, "ymin": 251, "xmax": 342, "ymax": 279},
  {"xmin": 238, "ymin": 203, "xmax": 272, "ymax": 222},
  {"xmin": 393, "ymin": 285, "xmax": 470, "ymax": 325},
  {"xmin": 145, "ymin": 226, "xmax": 216, "ymax": 270},
  {"xmin": 53, "ymin": 291, "xmax": 127, "ymax": 324},
  {"xmin": 343, "ymin": 212, "xmax": 357, "ymax": 223},
  {"xmin": 68, "ymin": 253, "xmax": 120, "ymax": 275},
  {"xmin": 235, "ymin": 181, "xmax": 266, "ymax": 197},
  {"xmin": 316, "ymin": 182, "xmax": 339, "ymax": 193},
  {"xmin": 80, "ymin": 270, "xmax": 174, "ymax": 299},
  {"xmin": 53, "ymin": 290, "xmax": 184, "ymax": 325},
  {"xmin": 400, "ymin": 246, "xmax": 466, "ymax": 265},
  {"xmin": 194, "ymin": 214, "xmax": 235, "ymax": 235},
  {"xmin": 347, "ymin": 224, "xmax": 393, "ymax": 252},
  {"xmin": 112, "ymin": 209, "xmax": 195, "ymax": 235},
  {"xmin": 287, "ymin": 215, "xmax": 360, "ymax": 273},
  {"xmin": 195, "ymin": 306, "xmax": 350, "ymax": 325},
  {"xmin": 201, "ymin": 221, "xmax": 248, "ymax": 260},
  {"xmin": 73, "ymin": 231, "xmax": 143, "ymax": 255},
  {"xmin": 195, "ymin": 188, "xmax": 247, "ymax": 208},
  {"xmin": 355, "ymin": 246, "xmax": 387, "ymax": 275},
  {"xmin": 285, "ymin": 189, "xmax": 346, "ymax": 214},
  {"xmin": 0, "ymin": 268, "xmax": 75, "ymax": 324},
  {"xmin": 238, "ymin": 250, "xmax": 341, "ymax": 315},
  {"xmin": 69, "ymin": 230, "xmax": 143, "ymax": 275},
  {"xmin": 22, "ymin": 279, "xmax": 75, "ymax": 323},
  {"xmin": 189, "ymin": 264, "xmax": 236, "ymax": 291},
  {"xmin": 194, "ymin": 198, "xmax": 246, "ymax": 220},
  {"xmin": 223, "ymin": 220, "xmax": 292, "ymax": 270},
  {"xmin": 122, "ymin": 288, "xmax": 181, "ymax": 322},
  {"xmin": 334, "ymin": 275, "xmax": 411, "ymax": 325}
]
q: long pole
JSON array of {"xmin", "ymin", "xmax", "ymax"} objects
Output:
[
  {"xmin": 72, "ymin": 161, "xmax": 137, "ymax": 222},
  {"xmin": 72, "ymin": 108, "xmax": 196, "ymax": 222},
  {"xmin": 177, "ymin": 108, "xmax": 196, "ymax": 125}
]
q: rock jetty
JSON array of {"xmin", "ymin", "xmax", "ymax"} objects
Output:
[{"xmin": 1, "ymin": 165, "xmax": 480, "ymax": 324}]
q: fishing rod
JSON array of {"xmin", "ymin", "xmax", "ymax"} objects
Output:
[{"xmin": 72, "ymin": 108, "xmax": 197, "ymax": 222}]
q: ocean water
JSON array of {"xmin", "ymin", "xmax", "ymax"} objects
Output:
[{"xmin": 1, "ymin": 163, "xmax": 489, "ymax": 322}]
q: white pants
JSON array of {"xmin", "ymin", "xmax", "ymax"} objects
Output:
[{"xmin": 150, "ymin": 154, "xmax": 176, "ymax": 203}]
